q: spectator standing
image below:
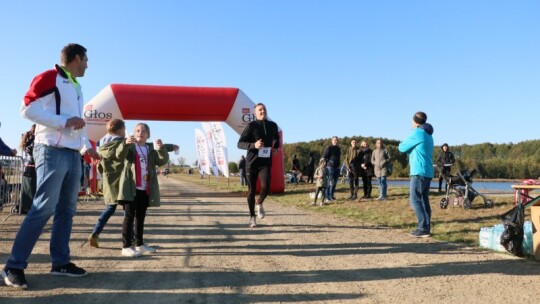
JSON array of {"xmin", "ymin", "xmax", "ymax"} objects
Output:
[
  {"xmin": 371, "ymin": 139, "xmax": 391, "ymax": 201},
  {"xmin": 344, "ymin": 139, "xmax": 361, "ymax": 200},
  {"xmin": 323, "ymin": 136, "xmax": 341, "ymax": 201},
  {"xmin": 19, "ymin": 124, "xmax": 36, "ymax": 213},
  {"xmin": 2, "ymin": 43, "xmax": 100, "ymax": 289},
  {"xmin": 398, "ymin": 111, "xmax": 434, "ymax": 238},
  {"xmin": 237, "ymin": 103, "xmax": 280, "ymax": 228},
  {"xmin": 436, "ymin": 143, "xmax": 455, "ymax": 193},
  {"xmin": 359, "ymin": 140, "xmax": 374, "ymax": 199},
  {"xmin": 311, "ymin": 158, "xmax": 329, "ymax": 206},
  {"xmin": 305, "ymin": 152, "xmax": 315, "ymax": 184},
  {"xmin": 87, "ymin": 119, "xmax": 127, "ymax": 249},
  {"xmin": 238, "ymin": 155, "xmax": 247, "ymax": 186}
]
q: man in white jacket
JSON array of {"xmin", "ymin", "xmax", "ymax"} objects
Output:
[{"xmin": 2, "ymin": 43, "xmax": 100, "ymax": 290}]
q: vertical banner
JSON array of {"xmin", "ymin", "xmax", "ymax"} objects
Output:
[
  {"xmin": 209, "ymin": 122, "xmax": 229, "ymax": 178},
  {"xmin": 194, "ymin": 129, "xmax": 211, "ymax": 175},
  {"xmin": 201, "ymin": 122, "xmax": 220, "ymax": 176}
]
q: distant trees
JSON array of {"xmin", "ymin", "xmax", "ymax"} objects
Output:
[{"xmin": 282, "ymin": 137, "xmax": 540, "ymax": 179}]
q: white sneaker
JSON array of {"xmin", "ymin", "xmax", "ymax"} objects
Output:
[
  {"xmin": 121, "ymin": 247, "xmax": 142, "ymax": 257},
  {"xmin": 256, "ymin": 204, "xmax": 265, "ymax": 219},
  {"xmin": 248, "ymin": 216, "xmax": 257, "ymax": 228},
  {"xmin": 136, "ymin": 244, "xmax": 157, "ymax": 254}
]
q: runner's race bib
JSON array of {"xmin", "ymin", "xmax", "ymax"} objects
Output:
[{"xmin": 258, "ymin": 147, "xmax": 271, "ymax": 158}]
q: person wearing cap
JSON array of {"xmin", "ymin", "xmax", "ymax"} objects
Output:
[
  {"xmin": 436, "ymin": 143, "xmax": 455, "ymax": 193},
  {"xmin": 398, "ymin": 111, "xmax": 434, "ymax": 238}
]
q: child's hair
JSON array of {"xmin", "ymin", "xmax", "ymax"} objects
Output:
[
  {"xmin": 134, "ymin": 123, "xmax": 151, "ymax": 138},
  {"xmin": 319, "ymin": 158, "xmax": 326, "ymax": 165},
  {"xmin": 106, "ymin": 119, "xmax": 125, "ymax": 135}
]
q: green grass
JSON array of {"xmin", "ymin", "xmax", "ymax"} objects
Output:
[{"xmin": 170, "ymin": 174, "xmax": 526, "ymax": 247}]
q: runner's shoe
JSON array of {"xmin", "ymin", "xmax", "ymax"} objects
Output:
[
  {"xmin": 136, "ymin": 244, "xmax": 157, "ymax": 254},
  {"xmin": 122, "ymin": 247, "xmax": 143, "ymax": 257},
  {"xmin": 50, "ymin": 263, "xmax": 88, "ymax": 277},
  {"xmin": 1, "ymin": 267, "xmax": 27, "ymax": 289},
  {"xmin": 256, "ymin": 204, "xmax": 265, "ymax": 219},
  {"xmin": 248, "ymin": 216, "xmax": 257, "ymax": 228}
]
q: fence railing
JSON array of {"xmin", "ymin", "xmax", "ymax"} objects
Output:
[{"xmin": 0, "ymin": 155, "xmax": 24, "ymax": 213}]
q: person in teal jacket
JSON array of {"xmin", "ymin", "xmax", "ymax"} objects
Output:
[{"xmin": 398, "ymin": 111, "xmax": 434, "ymax": 238}]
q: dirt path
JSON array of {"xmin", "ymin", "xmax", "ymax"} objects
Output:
[{"xmin": 1, "ymin": 177, "xmax": 539, "ymax": 303}]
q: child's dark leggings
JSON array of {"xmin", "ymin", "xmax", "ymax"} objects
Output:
[{"xmin": 314, "ymin": 187, "xmax": 326, "ymax": 202}]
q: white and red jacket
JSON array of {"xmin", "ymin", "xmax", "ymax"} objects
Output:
[{"xmin": 21, "ymin": 64, "xmax": 91, "ymax": 152}]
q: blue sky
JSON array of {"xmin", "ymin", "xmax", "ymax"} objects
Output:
[{"xmin": 1, "ymin": 1, "xmax": 539, "ymax": 165}]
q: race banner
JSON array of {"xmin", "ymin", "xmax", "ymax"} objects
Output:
[
  {"xmin": 194, "ymin": 129, "xmax": 211, "ymax": 175},
  {"xmin": 201, "ymin": 122, "xmax": 220, "ymax": 176},
  {"xmin": 209, "ymin": 122, "xmax": 229, "ymax": 178}
]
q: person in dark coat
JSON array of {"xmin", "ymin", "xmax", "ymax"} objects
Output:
[
  {"xmin": 305, "ymin": 152, "xmax": 315, "ymax": 184},
  {"xmin": 323, "ymin": 136, "xmax": 341, "ymax": 201},
  {"xmin": 237, "ymin": 103, "xmax": 280, "ymax": 228},
  {"xmin": 436, "ymin": 143, "xmax": 455, "ymax": 193}
]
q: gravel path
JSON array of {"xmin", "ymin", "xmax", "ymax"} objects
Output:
[{"xmin": 0, "ymin": 177, "xmax": 539, "ymax": 303}]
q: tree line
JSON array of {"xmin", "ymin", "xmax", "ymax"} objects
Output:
[{"xmin": 281, "ymin": 137, "xmax": 540, "ymax": 180}]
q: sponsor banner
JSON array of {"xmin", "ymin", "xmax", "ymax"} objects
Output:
[
  {"xmin": 194, "ymin": 129, "xmax": 211, "ymax": 175},
  {"xmin": 201, "ymin": 122, "xmax": 220, "ymax": 177},
  {"xmin": 209, "ymin": 122, "xmax": 229, "ymax": 178}
]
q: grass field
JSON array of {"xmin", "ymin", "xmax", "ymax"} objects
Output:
[{"xmin": 169, "ymin": 173, "xmax": 528, "ymax": 247}]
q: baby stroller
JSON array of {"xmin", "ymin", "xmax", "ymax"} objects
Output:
[{"xmin": 439, "ymin": 169, "xmax": 494, "ymax": 209}]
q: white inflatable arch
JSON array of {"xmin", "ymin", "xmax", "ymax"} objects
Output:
[{"xmin": 84, "ymin": 84, "xmax": 285, "ymax": 193}]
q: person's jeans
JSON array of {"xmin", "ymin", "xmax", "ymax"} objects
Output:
[
  {"xmin": 326, "ymin": 166, "xmax": 337, "ymax": 199},
  {"xmin": 6, "ymin": 144, "xmax": 81, "ymax": 269},
  {"xmin": 239, "ymin": 169, "xmax": 246, "ymax": 186},
  {"xmin": 378, "ymin": 176, "xmax": 387, "ymax": 198},
  {"xmin": 92, "ymin": 204, "xmax": 118, "ymax": 236},
  {"xmin": 409, "ymin": 175, "xmax": 432, "ymax": 232}
]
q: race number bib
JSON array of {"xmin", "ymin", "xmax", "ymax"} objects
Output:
[{"xmin": 258, "ymin": 147, "xmax": 271, "ymax": 158}]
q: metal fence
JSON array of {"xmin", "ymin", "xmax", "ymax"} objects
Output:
[{"xmin": 0, "ymin": 155, "xmax": 24, "ymax": 213}]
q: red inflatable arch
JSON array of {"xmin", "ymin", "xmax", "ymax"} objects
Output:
[{"xmin": 83, "ymin": 84, "xmax": 285, "ymax": 193}]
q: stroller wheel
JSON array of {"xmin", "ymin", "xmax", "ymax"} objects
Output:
[
  {"xmin": 484, "ymin": 199, "xmax": 494, "ymax": 208},
  {"xmin": 463, "ymin": 198, "xmax": 472, "ymax": 209},
  {"xmin": 440, "ymin": 198, "xmax": 448, "ymax": 209},
  {"xmin": 11, "ymin": 206, "xmax": 19, "ymax": 214}
]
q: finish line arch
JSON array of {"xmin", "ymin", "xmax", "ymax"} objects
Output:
[{"xmin": 83, "ymin": 84, "xmax": 285, "ymax": 193}]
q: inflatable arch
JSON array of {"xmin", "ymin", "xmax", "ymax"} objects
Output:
[{"xmin": 83, "ymin": 84, "xmax": 285, "ymax": 193}]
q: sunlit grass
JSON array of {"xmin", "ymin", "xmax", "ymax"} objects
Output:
[{"xmin": 169, "ymin": 173, "xmax": 524, "ymax": 247}]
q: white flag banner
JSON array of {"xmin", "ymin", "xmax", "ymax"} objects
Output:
[
  {"xmin": 201, "ymin": 122, "xmax": 220, "ymax": 176},
  {"xmin": 194, "ymin": 129, "xmax": 211, "ymax": 175},
  {"xmin": 209, "ymin": 122, "xmax": 229, "ymax": 178}
]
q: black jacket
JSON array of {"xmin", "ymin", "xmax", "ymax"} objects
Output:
[
  {"xmin": 323, "ymin": 145, "xmax": 341, "ymax": 168},
  {"xmin": 237, "ymin": 119, "xmax": 280, "ymax": 170}
]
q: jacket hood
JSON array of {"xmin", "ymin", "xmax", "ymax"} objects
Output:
[{"xmin": 418, "ymin": 123, "xmax": 434, "ymax": 135}]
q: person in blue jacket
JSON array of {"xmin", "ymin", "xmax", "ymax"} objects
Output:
[{"xmin": 398, "ymin": 111, "xmax": 434, "ymax": 238}]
